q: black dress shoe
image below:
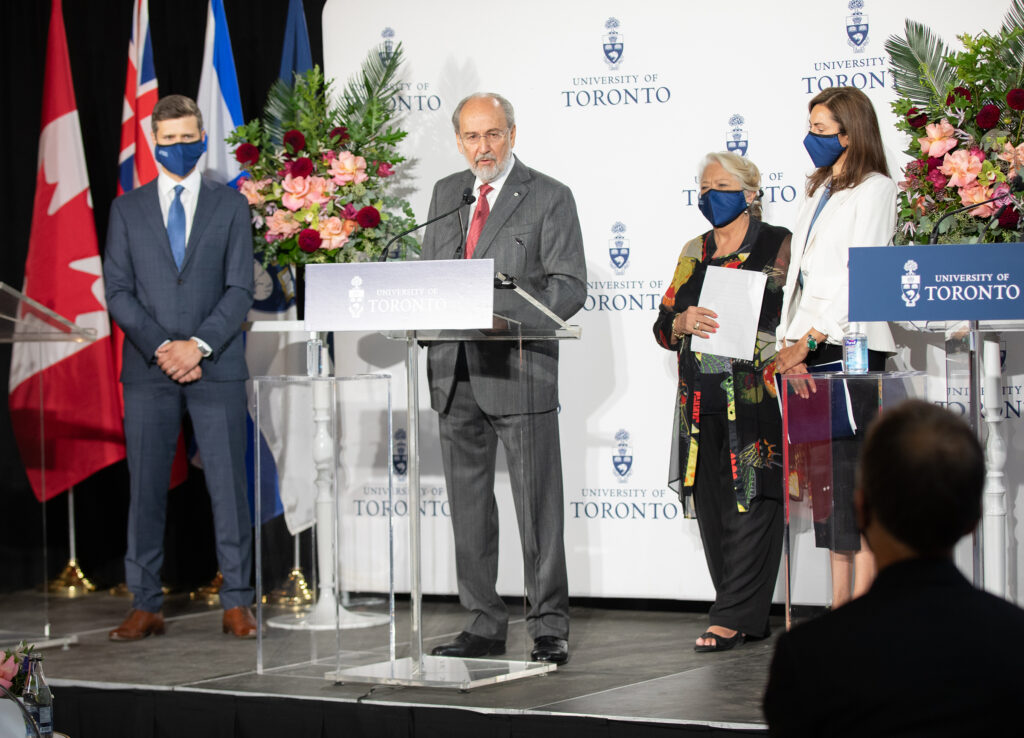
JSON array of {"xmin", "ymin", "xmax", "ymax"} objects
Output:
[
  {"xmin": 531, "ymin": 635, "xmax": 569, "ymax": 665},
  {"xmin": 430, "ymin": 631, "xmax": 505, "ymax": 658}
]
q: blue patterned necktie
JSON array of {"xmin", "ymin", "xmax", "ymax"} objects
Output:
[{"xmin": 168, "ymin": 184, "xmax": 186, "ymax": 270}]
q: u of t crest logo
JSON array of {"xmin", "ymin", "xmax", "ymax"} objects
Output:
[{"xmin": 901, "ymin": 259, "xmax": 921, "ymax": 308}]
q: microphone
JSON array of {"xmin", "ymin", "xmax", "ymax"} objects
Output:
[{"xmin": 379, "ymin": 187, "xmax": 475, "ymax": 262}]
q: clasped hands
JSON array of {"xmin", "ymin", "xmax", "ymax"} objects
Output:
[{"xmin": 156, "ymin": 340, "xmax": 203, "ymax": 384}]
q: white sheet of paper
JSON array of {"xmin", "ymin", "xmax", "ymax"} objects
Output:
[{"xmin": 689, "ymin": 265, "xmax": 767, "ymax": 361}]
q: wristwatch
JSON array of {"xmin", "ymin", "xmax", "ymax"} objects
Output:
[{"xmin": 805, "ymin": 334, "xmax": 818, "ymax": 351}]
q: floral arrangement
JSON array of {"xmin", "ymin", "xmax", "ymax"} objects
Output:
[
  {"xmin": 226, "ymin": 46, "xmax": 417, "ymax": 265},
  {"xmin": 0, "ymin": 642, "xmax": 35, "ymax": 695},
  {"xmin": 886, "ymin": 2, "xmax": 1024, "ymax": 244}
]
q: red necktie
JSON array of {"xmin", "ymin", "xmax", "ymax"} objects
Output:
[{"xmin": 464, "ymin": 183, "xmax": 493, "ymax": 259}]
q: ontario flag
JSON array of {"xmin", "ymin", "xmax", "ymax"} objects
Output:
[
  {"xmin": 8, "ymin": 0, "xmax": 126, "ymax": 501},
  {"xmin": 116, "ymin": 0, "xmax": 159, "ymax": 195}
]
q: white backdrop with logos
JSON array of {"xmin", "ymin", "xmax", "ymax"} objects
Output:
[{"xmin": 319, "ymin": 0, "xmax": 1023, "ymax": 605}]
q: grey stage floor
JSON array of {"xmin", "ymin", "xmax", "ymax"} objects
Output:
[{"xmin": 0, "ymin": 589, "xmax": 778, "ymax": 731}]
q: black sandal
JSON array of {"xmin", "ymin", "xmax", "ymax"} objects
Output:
[{"xmin": 694, "ymin": 630, "xmax": 744, "ymax": 652}]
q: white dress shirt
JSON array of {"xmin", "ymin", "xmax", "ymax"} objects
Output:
[{"xmin": 157, "ymin": 167, "xmax": 202, "ymax": 245}]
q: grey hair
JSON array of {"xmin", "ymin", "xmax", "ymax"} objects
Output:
[
  {"xmin": 698, "ymin": 151, "xmax": 763, "ymax": 219},
  {"xmin": 152, "ymin": 94, "xmax": 204, "ymax": 135},
  {"xmin": 451, "ymin": 93, "xmax": 516, "ymax": 133}
]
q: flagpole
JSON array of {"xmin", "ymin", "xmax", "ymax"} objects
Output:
[{"xmin": 48, "ymin": 486, "xmax": 97, "ymax": 597}]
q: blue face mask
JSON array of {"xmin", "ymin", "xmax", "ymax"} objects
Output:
[
  {"xmin": 155, "ymin": 138, "xmax": 207, "ymax": 177},
  {"xmin": 803, "ymin": 131, "xmax": 847, "ymax": 169},
  {"xmin": 697, "ymin": 189, "xmax": 750, "ymax": 227}
]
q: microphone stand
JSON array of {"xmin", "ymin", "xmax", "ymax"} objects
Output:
[
  {"xmin": 926, "ymin": 181, "xmax": 1021, "ymax": 589},
  {"xmin": 379, "ymin": 190, "xmax": 475, "ymax": 262}
]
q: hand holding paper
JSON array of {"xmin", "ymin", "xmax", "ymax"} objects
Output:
[{"xmin": 689, "ymin": 265, "xmax": 767, "ymax": 361}]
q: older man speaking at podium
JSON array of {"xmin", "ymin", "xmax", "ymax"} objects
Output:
[{"xmin": 420, "ymin": 92, "xmax": 586, "ymax": 666}]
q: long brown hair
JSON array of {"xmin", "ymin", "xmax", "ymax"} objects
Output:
[{"xmin": 806, "ymin": 86, "xmax": 889, "ymax": 197}]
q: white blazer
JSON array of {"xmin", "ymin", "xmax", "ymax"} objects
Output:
[{"xmin": 777, "ymin": 172, "xmax": 898, "ymax": 353}]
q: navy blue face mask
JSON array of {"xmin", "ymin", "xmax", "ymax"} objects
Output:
[
  {"xmin": 803, "ymin": 131, "xmax": 847, "ymax": 169},
  {"xmin": 697, "ymin": 189, "xmax": 750, "ymax": 228},
  {"xmin": 155, "ymin": 138, "xmax": 207, "ymax": 177}
]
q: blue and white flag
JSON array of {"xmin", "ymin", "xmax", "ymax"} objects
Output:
[
  {"xmin": 196, "ymin": 0, "xmax": 243, "ymax": 185},
  {"xmin": 196, "ymin": 0, "xmax": 285, "ymax": 523}
]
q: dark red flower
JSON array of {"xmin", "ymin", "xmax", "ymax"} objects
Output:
[
  {"xmin": 926, "ymin": 156, "xmax": 944, "ymax": 173},
  {"xmin": 905, "ymin": 107, "xmax": 929, "ymax": 128},
  {"xmin": 289, "ymin": 157, "xmax": 313, "ymax": 178},
  {"xmin": 976, "ymin": 104, "xmax": 1000, "ymax": 130},
  {"xmin": 999, "ymin": 206, "xmax": 1020, "ymax": 229},
  {"xmin": 235, "ymin": 142, "xmax": 259, "ymax": 165},
  {"xmin": 283, "ymin": 129, "xmax": 306, "ymax": 153},
  {"xmin": 1007, "ymin": 89, "xmax": 1024, "ymax": 111},
  {"xmin": 329, "ymin": 126, "xmax": 350, "ymax": 144},
  {"xmin": 355, "ymin": 206, "xmax": 381, "ymax": 229},
  {"xmin": 926, "ymin": 168, "xmax": 948, "ymax": 190},
  {"xmin": 946, "ymin": 86, "xmax": 972, "ymax": 106},
  {"xmin": 377, "ymin": 161, "xmax": 395, "ymax": 177},
  {"xmin": 298, "ymin": 228, "xmax": 321, "ymax": 252}
]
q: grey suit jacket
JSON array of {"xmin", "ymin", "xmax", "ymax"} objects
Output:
[
  {"xmin": 104, "ymin": 177, "xmax": 254, "ymax": 383},
  {"xmin": 420, "ymin": 158, "xmax": 587, "ymax": 415}
]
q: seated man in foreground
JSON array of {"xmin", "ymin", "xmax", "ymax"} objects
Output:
[{"xmin": 763, "ymin": 399, "xmax": 1024, "ymax": 736}]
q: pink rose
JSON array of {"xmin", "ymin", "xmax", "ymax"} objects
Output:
[
  {"xmin": 318, "ymin": 216, "xmax": 358, "ymax": 249},
  {"xmin": 304, "ymin": 176, "xmax": 331, "ymax": 208},
  {"xmin": 998, "ymin": 142, "xmax": 1024, "ymax": 168},
  {"xmin": 918, "ymin": 119, "xmax": 957, "ymax": 158},
  {"xmin": 0, "ymin": 653, "xmax": 17, "ymax": 689},
  {"xmin": 267, "ymin": 209, "xmax": 301, "ymax": 237},
  {"xmin": 958, "ymin": 183, "xmax": 996, "ymax": 217},
  {"xmin": 281, "ymin": 174, "xmax": 311, "ymax": 212},
  {"xmin": 339, "ymin": 203, "xmax": 358, "ymax": 220},
  {"xmin": 328, "ymin": 151, "xmax": 368, "ymax": 185},
  {"xmin": 239, "ymin": 178, "xmax": 269, "ymax": 206},
  {"xmin": 377, "ymin": 162, "xmax": 395, "ymax": 177},
  {"xmin": 940, "ymin": 149, "xmax": 982, "ymax": 188}
]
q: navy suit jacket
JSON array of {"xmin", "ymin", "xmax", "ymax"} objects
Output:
[
  {"xmin": 763, "ymin": 558, "xmax": 1024, "ymax": 736},
  {"xmin": 104, "ymin": 177, "xmax": 254, "ymax": 383}
]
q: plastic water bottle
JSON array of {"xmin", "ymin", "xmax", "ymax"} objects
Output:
[
  {"xmin": 843, "ymin": 323, "xmax": 868, "ymax": 374},
  {"xmin": 21, "ymin": 654, "xmax": 53, "ymax": 738},
  {"xmin": 306, "ymin": 333, "xmax": 324, "ymax": 377}
]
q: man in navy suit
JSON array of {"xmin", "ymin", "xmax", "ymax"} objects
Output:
[
  {"xmin": 763, "ymin": 400, "xmax": 1024, "ymax": 735},
  {"xmin": 104, "ymin": 95, "xmax": 257, "ymax": 640}
]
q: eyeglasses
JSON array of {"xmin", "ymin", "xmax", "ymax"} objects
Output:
[{"xmin": 460, "ymin": 129, "xmax": 508, "ymax": 146}]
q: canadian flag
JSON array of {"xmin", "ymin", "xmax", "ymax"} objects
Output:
[{"xmin": 8, "ymin": 0, "xmax": 125, "ymax": 501}]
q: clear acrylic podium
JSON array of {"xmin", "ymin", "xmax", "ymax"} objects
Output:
[
  {"xmin": 252, "ymin": 374, "xmax": 393, "ymax": 677},
  {"xmin": 0, "ymin": 281, "xmax": 96, "ymax": 651},
  {"xmin": 325, "ymin": 321, "xmax": 580, "ymax": 689},
  {"xmin": 780, "ymin": 370, "xmax": 925, "ymax": 627}
]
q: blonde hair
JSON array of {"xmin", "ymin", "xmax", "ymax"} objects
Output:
[{"xmin": 698, "ymin": 151, "xmax": 762, "ymax": 219}]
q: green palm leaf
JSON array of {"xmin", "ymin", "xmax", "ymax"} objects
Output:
[
  {"xmin": 337, "ymin": 44, "xmax": 405, "ymax": 145},
  {"xmin": 885, "ymin": 20, "xmax": 954, "ymax": 108},
  {"xmin": 1000, "ymin": 0, "xmax": 1024, "ymax": 86},
  {"xmin": 262, "ymin": 77, "xmax": 299, "ymax": 146}
]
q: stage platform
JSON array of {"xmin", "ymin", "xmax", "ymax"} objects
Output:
[{"xmin": 1, "ymin": 590, "xmax": 782, "ymax": 737}]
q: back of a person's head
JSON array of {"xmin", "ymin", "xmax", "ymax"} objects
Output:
[{"xmin": 858, "ymin": 399, "xmax": 984, "ymax": 556}]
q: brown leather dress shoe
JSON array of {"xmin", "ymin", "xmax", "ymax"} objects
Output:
[
  {"xmin": 222, "ymin": 606, "xmax": 258, "ymax": 638},
  {"xmin": 109, "ymin": 609, "xmax": 165, "ymax": 641}
]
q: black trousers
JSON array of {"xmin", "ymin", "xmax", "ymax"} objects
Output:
[{"xmin": 692, "ymin": 413, "xmax": 783, "ymax": 638}]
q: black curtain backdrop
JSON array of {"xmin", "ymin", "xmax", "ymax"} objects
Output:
[{"xmin": 0, "ymin": 0, "xmax": 327, "ymax": 592}]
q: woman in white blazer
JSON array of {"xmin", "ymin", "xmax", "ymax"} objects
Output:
[{"xmin": 775, "ymin": 86, "xmax": 897, "ymax": 607}]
